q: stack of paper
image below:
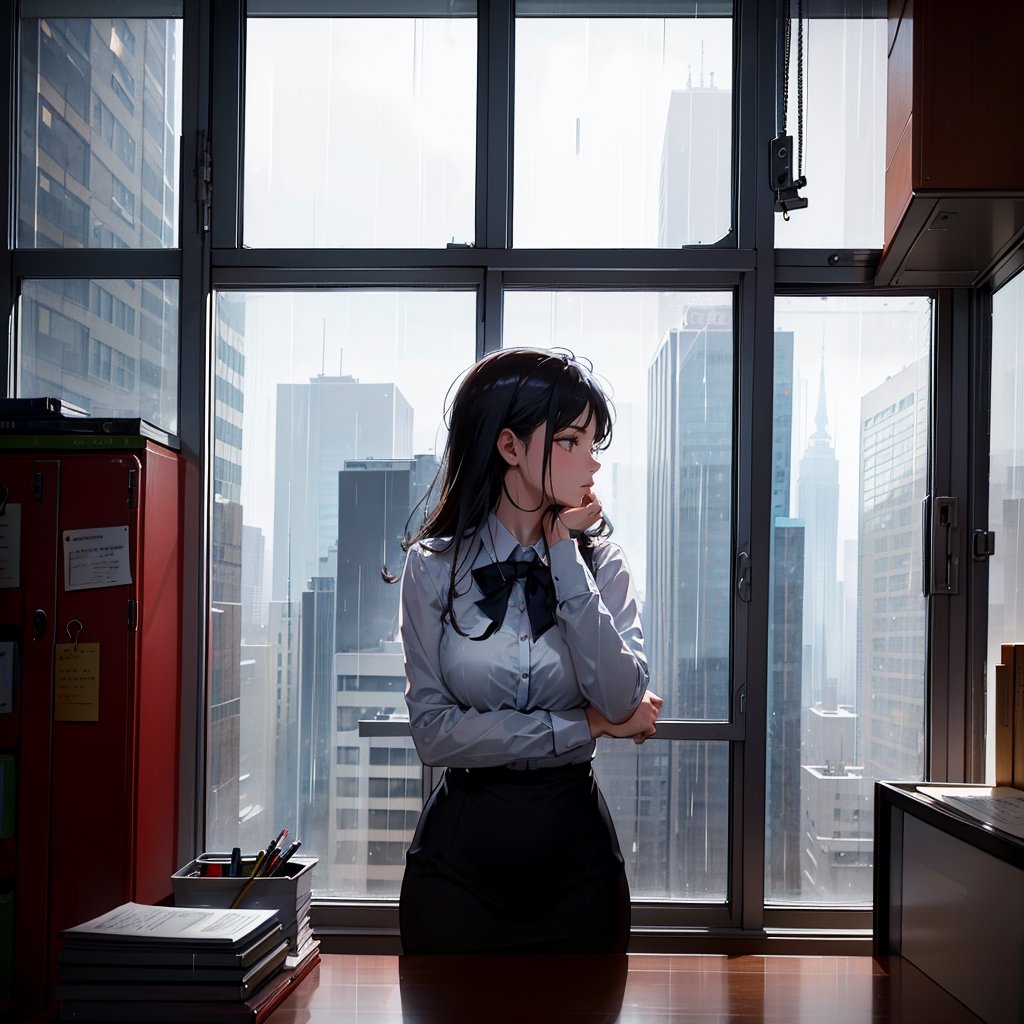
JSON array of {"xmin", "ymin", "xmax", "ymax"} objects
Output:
[{"xmin": 56, "ymin": 903, "xmax": 318, "ymax": 1022}]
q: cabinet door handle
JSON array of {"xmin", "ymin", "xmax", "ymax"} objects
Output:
[{"xmin": 32, "ymin": 609, "xmax": 47, "ymax": 641}]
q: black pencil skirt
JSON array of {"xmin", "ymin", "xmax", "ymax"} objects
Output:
[{"xmin": 399, "ymin": 761, "xmax": 630, "ymax": 954}]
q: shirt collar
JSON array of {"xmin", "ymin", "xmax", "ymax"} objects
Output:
[{"xmin": 482, "ymin": 512, "xmax": 549, "ymax": 565}]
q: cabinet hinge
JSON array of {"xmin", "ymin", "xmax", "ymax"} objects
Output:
[
  {"xmin": 33, "ymin": 472, "xmax": 44, "ymax": 501},
  {"xmin": 127, "ymin": 598, "xmax": 138, "ymax": 632},
  {"xmin": 127, "ymin": 468, "xmax": 137, "ymax": 508}
]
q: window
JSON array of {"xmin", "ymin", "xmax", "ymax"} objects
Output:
[
  {"xmin": 18, "ymin": 279, "xmax": 178, "ymax": 432},
  {"xmin": 774, "ymin": 14, "xmax": 887, "ymax": 249},
  {"xmin": 766, "ymin": 295, "xmax": 932, "ymax": 906},
  {"xmin": 988, "ymin": 272, "xmax": 1024, "ymax": 780},
  {"xmin": 514, "ymin": 3, "xmax": 733, "ymax": 247},
  {"xmin": 205, "ymin": 289, "xmax": 475, "ymax": 898},
  {"xmin": 18, "ymin": 13, "xmax": 182, "ymax": 248},
  {"xmin": 243, "ymin": 9, "xmax": 477, "ymax": 248},
  {"xmin": 504, "ymin": 290, "xmax": 734, "ymax": 900}
]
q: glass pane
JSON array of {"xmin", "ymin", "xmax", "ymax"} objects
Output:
[
  {"xmin": 18, "ymin": 14, "xmax": 182, "ymax": 248},
  {"xmin": 766, "ymin": 296, "xmax": 932, "ymax": 906},
  {"xmin": 504, "ymin": 290, "xmax": 733, "ymax": 901},
  {"xmin": 774, "ymin": 16, "xmax": 886, "ymax": 249},
  {"xmin": 18, "ymin": 278, "xmax": 179, "ymax": 434},
  {"xmin": 206, "ymin": 290, "xmax": 476, "ymax": 899},
  {"xmin": 243, "ymin": 17, "xmax": 476, "ymax": 248},
  {"xmin": 513, "ymin": 11, "xmax": 733, "ymax": 248},
  {"xmin": 597, "ymin": 739, "xmax": 728, "ymax": 900},
  {"xmin": 988, "ymin": 272, "xmax": 1024, "ymax": 783}
]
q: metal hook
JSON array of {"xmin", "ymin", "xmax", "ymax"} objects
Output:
[{"xmin": 66, "ymin": 619, "xmax": 83, "ymax": 650}]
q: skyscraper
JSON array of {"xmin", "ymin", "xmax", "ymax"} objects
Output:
[
  {"xmin": 857, "ymin": 359, "xmax": 928, "ymax": 783},
  {"xmin": 646, "ymin": 304, "xmax": 733, "ymax": 897},
  {"xmin": 797, "ymin": 348, "xmax": 840, "ymax": 708},
  {"xmin": 272, "ymin": 375, "xmax": 413, "ymax": 606}
]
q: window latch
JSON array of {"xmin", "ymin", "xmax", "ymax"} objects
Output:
[
  {"xmin": 922, "ymin": 495, "xmax": 959, "ymax": 595},
  {"xmin": 972, "ymin": 529, "xmax": 995, "ymax": 561}
]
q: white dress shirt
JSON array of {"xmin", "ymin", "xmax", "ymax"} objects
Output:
[{"xmin": 400, "ymin": 513, "xmax": 649, "ymax": 769}]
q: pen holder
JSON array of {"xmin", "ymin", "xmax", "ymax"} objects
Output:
[{"xmin": 172, "ymin": 853, "xmax": 316, "ymax": 953}]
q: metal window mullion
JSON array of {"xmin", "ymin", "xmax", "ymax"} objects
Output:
[
  {"xmin": 209, "ymin": 0, "xmax": 244, "ymax": 249},
  {"xmin": 178, "ymin": 0, "xmax": 214, "ymax": 863},
  {"xmin": 479, "ymin": 0, "xmax": 513, "ymax": 249},
  {"xmin": 927, "ymin": 287, "xmax": 976, "ymax": 783},
  {"xmin": 965, "ymin": 287, "xmax": 992, "ymax": 784},
  {"xmin": 732, "ymin": 0, "xmax": 779, "ymax": 935},
  {"xmin": 2, "ymin": 3, "xmax": 13, "ymax": 395}
]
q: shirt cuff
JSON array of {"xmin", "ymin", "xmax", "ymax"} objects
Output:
[
  {"xmin": 549, "ymin": 707, "xmax": 593, "ymax": 755},
  {"xmin": 548, "ymin": 539, "xmax": 597, "ymax": 602}
]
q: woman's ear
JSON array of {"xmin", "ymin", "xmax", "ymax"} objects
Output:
[{"xmin": 495, "ymin": 427, "xmax": 522, "ymax": 467}]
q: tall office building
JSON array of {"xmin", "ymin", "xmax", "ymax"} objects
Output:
[
  {"xmin": 327, "ymin": 456, "xmax": 437, "ymax": 894},
  {"xmin": 646, "ymin": 304, "xmax": 733, "ymax": 897},
  {"xmin": 857, "ymin": 359, "xmax": 928, "ymax": 783},
  {"xmin": 271, "ymin": 375, "xmax": 413, "ymax": 606},
  {"xmin": 765, "ymin": 329, "xmax": 807, "ymax": 899},
  {"xmin": 796, "ymin": 350, "xmax": 841, "ymax": 707},
  {"xmin": 298, "ymin": 576, "xmax": 337, "ymax": 862},
  {"xmin": 18, "ymin": 16, "xmax": 180, "ymax": 428}
]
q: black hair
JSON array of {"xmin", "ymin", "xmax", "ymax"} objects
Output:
[{"xmin": 397, "ymin": 347, "xmax": 614, "ymax": 636}]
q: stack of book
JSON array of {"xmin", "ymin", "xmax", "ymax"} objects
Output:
[{"xmin": 56, "ymin": 902, "xmax": 319, "ymax": 1022}]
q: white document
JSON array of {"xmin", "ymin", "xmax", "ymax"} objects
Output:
[
  {"xmin": 63, "ymin": 525, "xmax": 132, "ymax": 591},
  {"xmin": 0, "ymin": 504, "xmax": 21, "ymax": 588},
  {"xmin": 63, "ymin": 902, "xmax": 278, "ymax": 945},
  {"xmin": 918, "ymin": 785, "xmax": 1024, "ymax": 841}
]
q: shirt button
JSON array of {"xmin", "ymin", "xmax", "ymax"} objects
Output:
[
  {"xmin": 520, "ymin": 634, "xmax": 528, "ymax": 641},
  {"xmin": 521, "ymin": 672, "xmax": 528, "ymax": 679}
]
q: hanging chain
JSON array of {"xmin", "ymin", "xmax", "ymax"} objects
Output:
[
  {"xmin": 781, "ymin": 5, "xmax": 791, "ymax": 135},
  {"xmin": 796, "ymin": 0, "xmax": 805, "ymax": 181}
]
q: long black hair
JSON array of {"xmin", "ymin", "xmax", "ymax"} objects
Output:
[{"xmin": 401, "ymin": 347, "xmax": 614, "ymax": 635}]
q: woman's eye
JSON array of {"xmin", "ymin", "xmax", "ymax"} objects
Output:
[{"xmin": 556, "ymin": 437, "xmax": 577, "ymax": 450}]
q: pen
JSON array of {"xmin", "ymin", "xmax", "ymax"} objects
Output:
[
  {"xmin": 268, "ymin": 840, "xmax": 301, "ymax": 876},
  {"xmin": 229, "ymin": 847, "xmax": 242, "ymax": 878},
  {"xmin": 265, "ymin": 827, "xmax": 288, "ymax": 861}
]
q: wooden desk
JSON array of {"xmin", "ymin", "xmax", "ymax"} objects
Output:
[
  {"xmin": 874, "ymin": 781, "xmax": 1024, "ymax": 1024},
  {"xmin": 267, "ymin": 951, "xmax": 982, "ymax": 1023}
]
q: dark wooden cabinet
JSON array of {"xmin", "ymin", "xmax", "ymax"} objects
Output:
[
  {"xmin": 0, "ymin": 437, "xmax": 183, "ymax": 1020},
  {"xmin": 877, "ymin": 0, "xmax": 1024, "ymax": 286},
  {"xmin": 874, "ymin": 781, "xmax": 1024, "ymax": 1024}
]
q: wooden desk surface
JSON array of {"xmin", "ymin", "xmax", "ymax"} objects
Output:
[{"xmin": 269, "ymin": 952, "xmax": 983, "ymax": 1023}]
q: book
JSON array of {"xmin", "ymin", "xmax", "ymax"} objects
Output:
[
  {"xmin": 58, "ymin": 942, "xmax": 320, "ymax": 1023},
  {"xmin": 58, "ymin": 922, "xmax": 285, "ymax": 970},
  {"xmin": 0, "ymin": 396, "xmax": 87, "ymax": 417},
  {"xmin": 56, "ymin": 941, "xmax": 288, "ymax": 1002},
  {"xmin": 62, "ymin": 902, "xmax": 279, "ymax": 949},
  {"xmin": 1013, "ymin": 644, "xmax": 1024, "ymax": 789},
  {"xmin": 56, "ymin": 937, "xmax": 288, "ymax": 988},
  {"xmin": 995, "ymin": 646, "xmax": 1014, "ymax": 786}
]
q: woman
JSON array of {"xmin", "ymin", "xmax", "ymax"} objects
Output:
[{"xmin": 397, "ymin": 348, "xmax": 661, "ymax": 954}]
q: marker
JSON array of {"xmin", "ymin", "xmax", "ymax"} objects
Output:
[{"xmin": 229, "ymin": 847, "xmax": 242, "ymax": 877}]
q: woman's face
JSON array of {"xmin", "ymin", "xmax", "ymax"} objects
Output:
[{"xmin": 521, "ymin": 408, "xmax": 602, "ymax": 510}]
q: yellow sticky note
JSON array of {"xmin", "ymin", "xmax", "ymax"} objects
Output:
[{"xmin": 54, "ymin": 643, "xmax": 100, "ymax": 722}]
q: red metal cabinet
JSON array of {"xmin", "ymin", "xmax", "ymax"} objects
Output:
[{"xmin": 0, "ymin": 439, "xmax": 182, "ymax": 1020}]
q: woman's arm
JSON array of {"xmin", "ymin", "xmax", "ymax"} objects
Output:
[
  {"xmin": 400, "ymin": 546, "xmax": 593, "ymax": 768},
  {"xmin": 546, "ymin": 538, "xmax": 650, "ymax": 724}
]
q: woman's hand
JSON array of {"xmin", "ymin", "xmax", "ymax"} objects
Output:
[
  {"xmin": 586, "ymin": 691, "xmax": 663, "ymax": 743},
  {"xmin": 544, "ymin": 492, "xmax": 605, "ymax": 546}
]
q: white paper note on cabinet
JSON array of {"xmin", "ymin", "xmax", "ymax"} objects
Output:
[{"xmin": 63, "ymin": 526, "xmax": 132, "ymax": 591}]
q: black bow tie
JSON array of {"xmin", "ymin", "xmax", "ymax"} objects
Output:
[{"xmin": 471, "ymin": 557, "xmax": 556, "ymax": 642}]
